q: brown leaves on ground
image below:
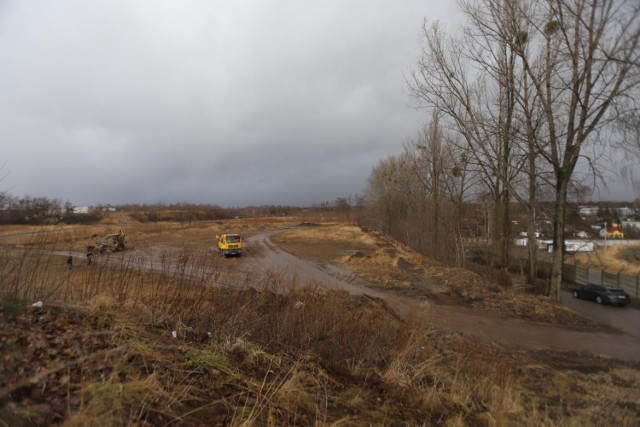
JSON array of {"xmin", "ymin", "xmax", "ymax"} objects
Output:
[
  {"xmin": 0, "ymin": 305, "xmax": 122, "ymax": 426},
  {"xmin": 0, "ymin": 294, "xmax": 442, "ymax": 426},
  {"xmin": 0, "ymin": 296, "xmax": 509, "ymax": 426}
]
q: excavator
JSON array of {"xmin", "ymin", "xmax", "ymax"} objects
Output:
[{"xmin": 87, "ymin": 229, "xmax": 127, "ymax": 254}]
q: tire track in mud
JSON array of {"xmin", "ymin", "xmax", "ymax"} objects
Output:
[{"xmin": 244, "ymin": 231, "xmax": 640, "ymax": 362}]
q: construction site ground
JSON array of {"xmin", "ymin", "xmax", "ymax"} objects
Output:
[{"xmin": 2, "ymin": 217, "xmax": 640, "ymax": 425}]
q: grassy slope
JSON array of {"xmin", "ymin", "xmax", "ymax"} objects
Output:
[{"xmin": 0, "ymin": 217, "xmax": 639, "ymax": 426}]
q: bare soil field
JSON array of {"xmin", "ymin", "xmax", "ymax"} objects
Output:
[{"xmin": 1, "ymin": 215, "xmax": 639, "ymax": 426}]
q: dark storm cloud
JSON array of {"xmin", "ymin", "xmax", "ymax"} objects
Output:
[{"xmin": 0, "ymin": 1, "xmax": 463, "ymax": 206}]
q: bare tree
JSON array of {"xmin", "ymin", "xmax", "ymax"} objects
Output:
[
  {"xmin": 407, "ymin": 113, "xmax": 447, "ymax": 257},
  {"xmin": 334, "ymin": 197, "xmax": 351, "ymax": 222},
  {"xmin": 409, "ymin": 0, "xmax": 639, "ymax": 301},
  {"xmin": 615, "ymin": 108, "xmax": 640, "ymax": 193},
  {"xmin": 364, "ymin": 116, "xmax": 480, "ymax": 265},
  {"xmin": 407, "ymin": 3, "xmax": 534, "ymax": 273},
  {"xmin": 365, "ymin": 155, "xmax": 411, "ymax": 236},
  {"xmin": 510, "ymin": 0, "xmax": 640, "ymax": 301}
]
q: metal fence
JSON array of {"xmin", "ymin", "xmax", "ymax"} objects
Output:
[
  {"xmin": 481, "ymin": 245, "xmax": 639, "ymax": 298},
  {"xmin": 561, "ymin": 263, "xmax": 639, "ymax": 298}
]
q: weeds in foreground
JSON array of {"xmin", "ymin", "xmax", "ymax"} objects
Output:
[{"xmin": 1, "ymin": 235, "xmax": 638, "ymax": 426}]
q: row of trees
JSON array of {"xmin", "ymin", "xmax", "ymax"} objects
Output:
[
  {"xmin": 363, "ymin": 115, "xmax": 478, "ymax": 266},
  {"xmin": 0, "ymin": 197, "xmax": 307, "ymax": 225},
  {"xmin": 0, "ymin": 194, "xmax": 82, "ymax": 224},
  {"xmin": 123, "ymin": 203, "xmax": 300, "ymax": 223},
  {"xmin": 364, "ymin": 0, "xmax": 639, "ymax": 302}
]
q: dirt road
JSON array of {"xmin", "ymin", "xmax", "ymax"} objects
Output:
[
  {"xmin": 562, "ymin": 290, "xmax": 640, "ymax": 336},
  {"xmin": 244, "ymin": 231, "xmax": 640, "ymax": 362}
]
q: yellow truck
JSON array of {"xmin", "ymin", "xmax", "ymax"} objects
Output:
[{"xmin": 216, "ymin": 234, "xmax": 243, "ymax": 257}]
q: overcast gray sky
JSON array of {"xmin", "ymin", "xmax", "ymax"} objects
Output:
[
  {"xmin": 0, "ymin": 1, "xmax": 460, "ymax": 207},
  {"xmin": 1, "ymin": 1, "xmax": 635, "ymax": 207}
]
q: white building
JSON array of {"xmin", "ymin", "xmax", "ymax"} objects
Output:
[
  {"xmin": 617, "ymin": 207, "xmax": 635, "ymax": 218},
  {"xmin": 544, "ymin": 240, "xmax": 594, "ymax": 252},
  {"xmin": 578, "ymin": 206, "xmax": 598, "ymax": 216},
  {"xmin": 622, "ymin": 220, "xmax": 640, "ymax": 231}
]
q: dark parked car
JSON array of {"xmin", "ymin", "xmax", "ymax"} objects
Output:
[{"xmin": 571, "ymin": 284, "xmax": 631, "ymax": 306}]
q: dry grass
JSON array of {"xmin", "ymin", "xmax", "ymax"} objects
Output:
[
  {"xmin": 1, "ymin": 216, "xmax": 639, "ymax": 425},
  {"xmin": 568, "ymin": 244, "xmax": 640, "ymax": 275},
  {"xmin": 517, "ymin": 351, "xmax": 640, "ymax": 427},
  {"xmin": 276, "ymin": 224, "xmax": 600, "ymax": 328}
]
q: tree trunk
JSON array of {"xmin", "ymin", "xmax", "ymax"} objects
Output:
[
  {"xmin": 549, "ymin": 177, "xmax": 569, "ymax": 302},
  {"xmin": 526, "ymin": 208, "xmax": 537, "ymax": 288},
  {"xmin": 500, "ymin": 185, "xmax": 510, "ymax": 268},
  {"xmin": 526, "ymin": 150, "xmax": 538, "ymax": 288}
]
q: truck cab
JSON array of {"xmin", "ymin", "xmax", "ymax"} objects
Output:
[{"xmin": 216, "ymin": 234, "xmax": 243, "ymax": 257}]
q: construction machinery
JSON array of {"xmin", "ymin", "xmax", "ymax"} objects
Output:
[
  {"xmin": 87, "ymin": 230, "xmax": 127, "ymax": 254},
  {"xmin": 216, "ymin": 234, "xmax": 242, "ymax": 257}
]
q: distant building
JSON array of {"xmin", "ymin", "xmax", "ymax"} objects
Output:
[
  {"xmin": 72, "ymin": 206, "xmax": 89, "ymax": 214},
  {"xmin": 599, "ymin": 226, "xmax": 625, "ymax": 239},
  {"xmin": 518, "ymin": 231, "xmax": 541, "ymax": 238},
  {"xmin": 542, "ymin": 240, "xmax": 594, "ymax": 252},
  {"xmin": 616, "ymin": 207, "xmax": 634, "ymax": 218},
  {"xmin": 95, "ymin": 205, "xmax": 116, "ymax": 212},
  {"xmin": 578, "ymin": 206, "xmax": 598, "ymax": 216},
  {"xmin": 622, "ymin": 220, "xmax": 640, "ymax": 231}
]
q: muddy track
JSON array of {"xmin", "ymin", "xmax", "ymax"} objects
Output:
[{"xmin": 245, "ymin": 231, "xmax": 640, "ymax": 362}]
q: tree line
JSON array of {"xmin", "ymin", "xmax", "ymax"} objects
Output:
[
  {"xmin": 0, "ymin": 194, "xmax": 91, "ymax": 225},
  {"xmin": 362, "ymin": 0, "xmax": 639, "ymax": 302},
  {"xmin": 0, "ymin": 194, "xmax": 302, "ymax": 225}
]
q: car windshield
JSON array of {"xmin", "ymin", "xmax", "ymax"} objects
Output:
[{"xmin": 226, "ymin": 235, "xmax": 241, "ymax": 243}]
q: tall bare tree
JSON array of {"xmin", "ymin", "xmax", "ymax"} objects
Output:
[
  {"xmin": 408, "ymin": 113, "xmax": 446, "ymax": 257},
  {"xmin": 365, "ymin": 117, "xmax": 479, "ymax": 265},
  {"xmin": 461, "ymin": 0, "xmax": 555, "ymax": 288},
  {"xmin": 510, "ymin": 0, "xmax": 640, "ymax": 301},
  {"xmin": 365, "ymin": 155, "xmax": 411, "ymax": 236},
  {"xmin": 409, "ymin": 0, "xmax": 639, "ymax": 300},
  {"xmin": 408, "ymin": 7, "xmax": 529, "ymax": 272}
]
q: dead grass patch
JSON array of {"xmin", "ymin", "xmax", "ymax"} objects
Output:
[
  {"xmin": 277, "ymin": 224, "xmax": 599, "ymax": 328},
  {"xmin": 568, "ymin": 244, "xmax": 640, "ymax": 275},
  {"xmin": 1, "ymin": 218, "xmax": 638, "ymax": 425}
]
